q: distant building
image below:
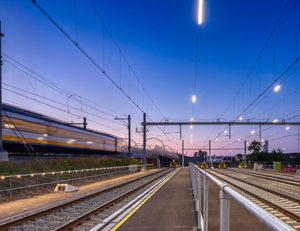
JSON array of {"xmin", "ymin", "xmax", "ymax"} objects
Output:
[{"xmin": 263, "ymin": 140, "xmax": 269, "ymax": 153}]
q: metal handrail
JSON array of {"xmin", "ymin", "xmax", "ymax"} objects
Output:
[{"xmin": 189, "ymin": 164, "xmax": 297, "ymax": 231}]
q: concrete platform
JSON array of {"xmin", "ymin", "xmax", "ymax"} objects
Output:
[
  {"xmin": 118, "ymin": 167, "xmax": 197, "ymax": 231},
  {"xmin": 118, "ymin": 167, "xmax": 268, "ymax": 231}
]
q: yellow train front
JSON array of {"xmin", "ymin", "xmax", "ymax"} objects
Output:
[
  {"xmin": 218, "ymin": 162, "xmax": 226, "ymax": 169},
  {"xmin": 200, "ymin": 162, "xmax": 208, "ymax": 169}
]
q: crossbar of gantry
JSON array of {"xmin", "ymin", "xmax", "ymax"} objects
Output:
[
  {"xmin": 142, "ymin": 121, "xmax": 300, "ymax": 126},
  {"xmin": 141, "ymin": 112, "xmax": 300, "ymax": 169},
  {"xmin": 183, "ymin": 148, "xmax": 244, "ymax": 150}
]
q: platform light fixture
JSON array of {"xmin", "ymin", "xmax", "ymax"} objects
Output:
[
  {"xmin": 198, "ymin": 0, "xmax": 204, "ymax": 25},
  {"xmin": 285, "ymin": 125, "xmax": 290, "ymax": 131},
  {"xmin": 238, "ymin": 116, "xmax": 243, "ymax": 121},
  {"xmin": 17, "ymin": 175, "xmax": 21, "ymax": 179},
  {"xmin": 43, "ymin": 134, "xmax": 48, "ymax": 137},
  {"xmin": 273, "ymin": 119, "xmax": 278, "ymax": 123},
  {"xmin": 273, "ymin": 84, "xmax": 281, "ymax": 92},
  {"xmin": 1, "ymin": 176, "xmax": 5, "ymax": 180},
  {"xmin": 190, "ymin": 117, "xmax": 194, "ymax": 122},
  {"xmin": 224, "ymin": 130, "xmax": 227, "ymax": 134},
  {"xmin": 30, "ymin": 174, "xmax": 34, "ymax": 177},
  {"xmin": 42, "ymin": 173, "xmax": 46, "ymax": 176},
  {"xmin": 251, "ymin": 130, "xmax": 255, "ymax": 135}
]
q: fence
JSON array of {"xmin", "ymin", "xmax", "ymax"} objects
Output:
[{"xmin": 189, "ymin": 164, "xmax": 296, "ymax": 231}]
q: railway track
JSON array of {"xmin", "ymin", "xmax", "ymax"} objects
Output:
[
  {"xmin": 0, "ymin": 168, "xmax": 174, "ymax": 231},
  {"xmin": 207, "ymin": 169, "xmax": 300, "ymax": 230},
  {"xmin": 227, "ymin": 168, "xmax": 300, "ymax": 185},
  {"xmin": 221, "ymin": 169, "xmax": 300, "ymax": 200}
]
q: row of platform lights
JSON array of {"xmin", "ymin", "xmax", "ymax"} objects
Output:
[
  {"xmin": 0, "ymin": 166, "xmax": 127, "ymax": 180},
  {"xmin": 3, "ymin": 126, "xmax": 95, "ymax": 144}
]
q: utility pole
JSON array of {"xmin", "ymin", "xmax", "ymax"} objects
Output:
[
  {"xmin": 0, "ymin": 21, "xmax": 8, "ymax": 161},
  {"xmin": 128, "ymin": 114, "xmax": 131, "ymax": 157},
  {"xmin": 244, "ymin": 140, "xmax": 247, "ymax": 163},
  {"xmin": 83, "ymin": 117, "xmax": 87, "ymax": 129},
  {"xmin": 182, "ymin": 139, "xmax": 184, "ymax": 167},
  {"xmin": 115, "ymin": 115, "xmax": 131, "ymax": 157},
  {"xmin": 143, "ymin": 112, "xmax": 146, "ymax": 171},
  {"xmin": 209, "ymin": 140, "xmax": 212, "ymax": 168}
]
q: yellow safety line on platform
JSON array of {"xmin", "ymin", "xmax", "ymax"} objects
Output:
[{"xmin": 111, "ymin": 169, "xmax": 179, "ymax": 231}]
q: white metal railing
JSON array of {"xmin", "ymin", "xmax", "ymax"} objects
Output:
[{"xmin": 189, "ymin": 164, "xmax": 297, "ymax": 231}]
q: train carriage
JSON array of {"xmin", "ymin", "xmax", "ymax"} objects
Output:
[{"xmin": 2, "ymin": 104, "xmax": 125, "ymax": 155}]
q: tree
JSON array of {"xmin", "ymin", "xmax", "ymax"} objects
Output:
[
  {"xmin": 248, "ymin": 140, "xmax": 262, "ymax": 154},
  {"xmin": 193, "ymin": 150, "xmax": 207, "ymax": 159}
]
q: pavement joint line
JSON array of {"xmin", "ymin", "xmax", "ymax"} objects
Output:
[
  {"xmin": 109, "ymin": 168, "xmax": 179, "ymax": 231},
  {"xmin": 89, "ymin": 169, "xmax": 178, "ymax": 231}
]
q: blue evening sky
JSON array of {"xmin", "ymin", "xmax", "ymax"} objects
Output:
[{"xmin": 0, "ymin": 0, "xmax": 299, "ymax": 155}]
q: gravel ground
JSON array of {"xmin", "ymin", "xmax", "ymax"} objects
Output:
[{"xmin": 6, "ymin": 169, "xmax": 170, "ymax": 231}]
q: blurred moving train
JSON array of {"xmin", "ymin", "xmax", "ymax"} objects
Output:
[{"xmin": 2, "ymin": 104, "xmax": 126, "ymax": 154}]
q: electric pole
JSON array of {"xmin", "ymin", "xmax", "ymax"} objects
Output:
[{"xmin": 0, "ymin": 21, "xmax": 8, "ymax": 161}]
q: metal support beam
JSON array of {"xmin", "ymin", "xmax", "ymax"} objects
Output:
[
  {"xmin": 0, "ymin": 21, "xmax": 8, "ymax": 162},
  {"xmin": 229, "ymin": 124, "xmax": 231, "ymax": 140},
  {"xmin": 259, "ymin": 124, "xmax": 262, "ymax": 140},
  {"xmin": 128, "ymin": 115, "xmax": 131, "ymax": 157},
  {"xmin": 142, "ymin": 121, "xmax": 300, "ymax": 126},
  {"xmin": 184, "ymin": 148, "xmax": 244, "ymax": 151},
  {"xmin": 179, "ymin": 125, "xmax": 182, "ymax": 140},
  {"xmin": 208, "ymin": 140, "xmax": 211, "ymax": 167},
  {"xmin": 143, "ymin": 112, "xmax": 146, "ymax": 171},
  {"xmin": 182, "ymin": 139, "xmax": 184, "ymax": 167},
  {"xmin": 115, "ymin": 115, "xmax": 131, "ymax": 157},
  {"xmin": 83, "ymin": 117, "xmax": 87, "ymax": 129},
  {"xmin": 244, "ymin": 140, "xmax": 247, "ymax": 163}
]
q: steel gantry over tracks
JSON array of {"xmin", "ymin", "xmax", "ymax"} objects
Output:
[{"xmin": 141, "ymin": 112, "xmax": 300, "ymax": 168}]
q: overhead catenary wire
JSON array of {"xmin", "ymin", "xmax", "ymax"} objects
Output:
[
  {"xmin": 201, "ymin": 0, "xmax": 294, "ymax": 147},
  {"xmin": 31, "ymin": 0, "xmax": 173, "ymax": 144},
  {"xmin": 3, "ymin": 54, "xmax": 122, "ymax": 117}
]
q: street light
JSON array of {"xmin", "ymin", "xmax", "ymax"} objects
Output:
[
  {"xmin": 273, "ymin": 84, "xmax": 281, "ymax": 92},
  {"xmin": 198, "ymin": 0, "xmax": 204, "ymax": 25},
  {"xmin": 192, "ymin": 94, "xmax": 196, "ymax": 103}
]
